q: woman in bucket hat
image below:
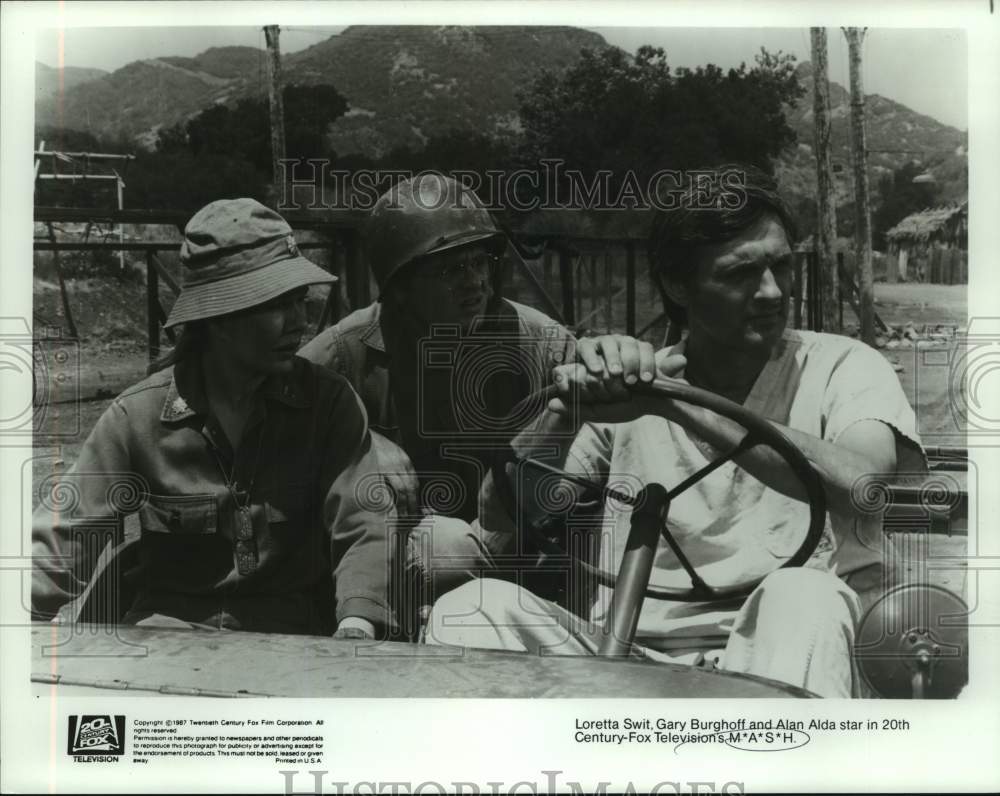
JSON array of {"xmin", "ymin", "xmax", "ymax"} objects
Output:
[{"xmin": 32, "ymin": 199, "xmax": 397, "ymax": 639}]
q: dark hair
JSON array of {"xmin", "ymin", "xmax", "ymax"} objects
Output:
[
  {"xmin": 147, "ymin": 321, "xmax": 208, "ymax": 374},
  {"xmin": 647, "ymin": 164, "xmax": 798, "ymax": 327}
]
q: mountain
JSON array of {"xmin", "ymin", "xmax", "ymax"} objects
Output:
[
  {"xmin": 34, "ymin": 27, "xmax": 607, "ymax": 155},
  {"xmin": 282, "ymin": 25, "xmax": 606, "ymax": 157},
  {"xmin": 34, "ymin": 30, "xmax": 967, "ymax": 204},
  {"xmin": 777, "ymin": 62, "xmax": 968, "ymax": 206},
  {"xmin": 35, "ymin": 47, "xmax": 263, "ymax": 148},
  {"xmin": 35, "ymin": 62, "xmax": 107, "ymax": 100}
]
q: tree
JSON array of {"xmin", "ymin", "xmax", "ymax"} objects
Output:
[
  {"xmin": 378, "ymin": 131, "xmax": 515, "ymax": 177},
  {"xmin": 147, "ymin": 84, "xmax": 349, "ymax": 208},
  {"xmin": 126, "ymin": 151, "xmax": 269, "ymax": 210},
  {"xmin": 873, "ymin": 161, "xmax": 942, "ymax": 248},
  {"xmin": 158, "ymin": 84, "xmax": 349, "ymax": 171},
  {"xmin": 515, "ymin": 45, "xmax": 805, "ymax": 198}
]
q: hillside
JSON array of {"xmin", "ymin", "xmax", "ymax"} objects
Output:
[
  {"xmin": 34, "ymin": 26, "xmax": 607, "ymax": 156},
  {"xmin": 282, "ymin": 25, "xmax": 606, "ymax": 157},
  {"xmin": 34, "ymin": 29, "xmax": 967, "ymax": 205},
  {"xmin": 777, "ymin": 62, "xmax": 968, "ymax": 206},
  {"xmin": 35, "ymin": 62, "xmax": 106, "ymax": 101}
]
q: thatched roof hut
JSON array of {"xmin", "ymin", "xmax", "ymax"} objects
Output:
[
  {"xmin": 886, "ymin": 201, "xmax": 968, "ymax": 249},
  {"xmin": 885, "ymin": 200, "xmax": 967, "ymax": 283}
]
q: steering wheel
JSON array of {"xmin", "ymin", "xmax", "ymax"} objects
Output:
[{"xmin": 491, "ymin": 378, "xmax": 827, "ymax": 603}]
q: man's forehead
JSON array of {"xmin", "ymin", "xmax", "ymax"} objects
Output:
[{"xmin": 704, "ymin": 214, "xmax": 792, "ymax": 265}]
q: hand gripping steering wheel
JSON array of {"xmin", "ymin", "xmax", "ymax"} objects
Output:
[{"xmin": 491, "ymin": 378, "xmax": 827, "ymax": 610}]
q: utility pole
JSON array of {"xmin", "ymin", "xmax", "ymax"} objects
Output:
[
  {"xmin": 264, "ymin": 25, "xmax": 287, "ymax": 202},
  {"xmin": 844, "ymin": 27, "xmax": 875, "ymax": 346},
  {"xmin": 810, "ymin": 28, "xmax": 840, "ymax": 333}
]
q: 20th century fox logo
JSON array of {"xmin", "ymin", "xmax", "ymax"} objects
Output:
[{"xmin": 67, "ymin": 715, "xmax": 126, "ymax": 762}]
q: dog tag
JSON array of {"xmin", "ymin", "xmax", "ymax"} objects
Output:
[
  {"xmin": 235, "ymin": 541, "xmax": 258, "ymax": 575},
  {"xmin": 235, "ymin": 506, "xmax": 254, "ymax": 541},
  {"xmin": 234, "ymin": 507, "xmax": 257, "ymax": 575}
]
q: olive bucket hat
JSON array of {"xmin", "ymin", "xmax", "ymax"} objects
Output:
[{"xmin": 164, "ymin": 198, "xmax": 336, "ymax": 328}]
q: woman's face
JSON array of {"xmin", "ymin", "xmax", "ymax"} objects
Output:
[{"xmin": 207, "ymin": 287, "xmax": 309, "ymax": 375}]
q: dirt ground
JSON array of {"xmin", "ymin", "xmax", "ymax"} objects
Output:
[{"xmin": 871, "ymin": 283, "xmax": 967, "ymax": 450}]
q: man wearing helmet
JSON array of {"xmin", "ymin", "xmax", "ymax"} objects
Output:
[{"xmin": 299, "ymin": 174, "xmax": 656, "ymax": 627}]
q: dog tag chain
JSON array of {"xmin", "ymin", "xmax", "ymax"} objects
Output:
[{"xmin": 209, "ymin": 425, "xmax": 265, "ymax": 576}]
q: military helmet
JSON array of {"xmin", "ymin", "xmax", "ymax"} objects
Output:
[{"xmin": 364, "ymin": 174, "xmax": 506, "ymax": 293}]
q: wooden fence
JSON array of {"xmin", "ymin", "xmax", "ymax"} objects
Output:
[
  {"xmin": 34, "ymin": 207, "xmax": 879, "ymax": 361},
  {"xmin": 34, "ymin": 207, "xmax": 670, "ymax": 360}
]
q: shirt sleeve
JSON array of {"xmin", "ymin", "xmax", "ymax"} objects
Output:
[
  {"xmin": 565, "ymin": 422, "xmax": 616, "ymax": 481},
  {"xmin": 821, "ymin": 340, "xmax": 927, "ymax": 474},
  {"xmin": 297, "ymin": 326, "xmax": 347, "ymax": 375},
  {"xmin": 31, "ymin": 399, "xmax": 135, "ymax": 620},
  {"xmin": 318, "ymin": 382, "xmax": 399, "ymax": 636}
]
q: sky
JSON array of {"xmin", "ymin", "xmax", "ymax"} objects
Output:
[{"xmin": 35, "ymin": 25, "xmax": 967, "ymax": 130}]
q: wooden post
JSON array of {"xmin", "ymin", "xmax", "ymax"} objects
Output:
[
  {"xmin": 505, "ymin": 252, "xmax": 518, "ymax": 302},
  {"xmin": 264, "ymin": 25, "xmax": 287, "ymax": 201},
  {"xmin": 793, "ymin": 251, "xmax": 803, "ymax": 329},
  {"xmin": 34, "ymin": 140, "xmax": 45, "ymax": 182},
  {"xmin": 116, "ymin": 173, "xmax": 125, "ymax": 273},
  {"xmin": 344, "ymin": 228, "xmax": 368, "ymax": 311},
  {"xmin": 836, "ymin": 251, "xmax": 845, "ymax": 330},
  {"xmin": 316, "ymin": 240, "xmax": 342, "ymax": 331},
  {"xmin": 603, "ymin": 250, "xmax": 613, "ymax": 334},
  {"xmin": 589, "ymin": 253, "xmax": 598, "ymax": 324},
  {"xmin": 807, "ymin": 250, "xmax": 822, "ymax": 332},
  {"xmin": 146, "ymin": 250, "xmax": 160, "ymax": 361},
  {"xmin": 575, "ymin": 259, "xmax": 583, "ymax": 327},
  {"xmin": 810, "ymin": 28, "xmax": 840, "ymax": 333},
  {"xmin": 625, "ymin": 241, "xmax": 636, "ymax": 336},
  {"xmin": 47, "ymin": 222, "xmax": 78, "ymax": 339},
  {"xmin": 558, "ymin": 248, "xmax": 575, "ymax": 327},
  {"xmin": 845, "ymin": 27, "xmax": 876, "ymax": 346}
]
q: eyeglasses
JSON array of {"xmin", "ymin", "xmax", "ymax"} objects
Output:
[{"xmin": 413, "ymin": 252, "xmax": 500, "ymax": 283}]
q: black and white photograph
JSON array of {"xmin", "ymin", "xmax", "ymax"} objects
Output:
[{"xmin": 2, "ymin": 1, "xmax": 999, "ymax": 793}]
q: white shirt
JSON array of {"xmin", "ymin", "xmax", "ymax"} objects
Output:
[{"xmin": 564, "ymin": 329, "xmax": 926, "ymax": 648}]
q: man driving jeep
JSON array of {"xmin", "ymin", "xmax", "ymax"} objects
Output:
[{"xmin": 425, "ymin": 165, "xmax": 926, "ymax": 697}]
